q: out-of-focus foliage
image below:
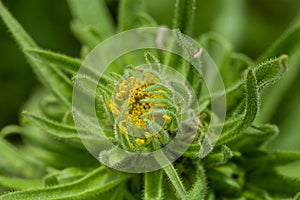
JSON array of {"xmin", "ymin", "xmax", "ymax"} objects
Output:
[{"xmin": 0, "ymin": 0, "xmax": 80, "ymax": 126}]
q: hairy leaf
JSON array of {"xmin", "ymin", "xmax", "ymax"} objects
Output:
[
  {"xmin": 217, "ymin": 69, "xmax": 259, "ymax": 145},
  {"xmin": 187, "ymin": 166, "xmax": 207, "ymax": 200},
  {"xmin": 25, "ymin": 48, "xmax": 82, "ymax": 74},
  {"xmin": 0, "ymin": 167, "xmax": 130, "ymax": 200},
  {"xmin": 163, "ymin": 164, "xmax": 186, "ymax": 199},
  {"xmin": 0, "ymin": 2, "xmax": 73, "ymax": 108},
  {"xmin": 22, "ymin": 111, "xmax": 81, "ymax": 142},
  {"xmin": 173, "ymin": 0, "xmax": 196, "ymax": 36}
]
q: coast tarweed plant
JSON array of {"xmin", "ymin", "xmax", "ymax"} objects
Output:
[{"xmin": 0, "ymin": 0, "xmax": 300, "ymax": 199}]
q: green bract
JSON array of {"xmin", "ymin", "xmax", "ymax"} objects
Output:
[{"xmin": 0, "ymin": 0, "xmax": 300, "ymax": 199}]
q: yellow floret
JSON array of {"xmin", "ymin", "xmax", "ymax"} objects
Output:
[{"xmin": 135, "ymin": 138, "xmax": 145, "ymax": 146}]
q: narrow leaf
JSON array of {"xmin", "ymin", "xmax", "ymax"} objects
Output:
[
  {"xmin": 269, "ymin": 151, "xmax": 300, "ymax": 166},
  {"xmin": 211, "ymin": 55, "xmax": 288, "ymax": 108},
  {"xmin": 0, "ymin": 136, "xmax": 46, "ymax": 178},
  {"xmin": 294, "ymin": 192, "xmax": 300, "ymax": 200},
  {"xmin": 22, "ymin": 111, "xmax": 81, "ymax": 142},
  {"xmin": 163, "ymin": 164, "xmax": 187, "ymax": 199},
  {"xmin": 248, "ymin": 168, "xmax": 300, "ymax": 198},
  {"xmin": 187, "ymin": 166, "xmax": 207, "ymax": 200},
  {"xmin": 0, "ymin": 167, "xmax": 130, "ymax": 200},
  {"xmin": 245, "ymin": 151, "xmax": 300, "ymax": 167},
  {"xmin": 217, "ymin": 69, "xmax": 259, "ymax": 145},
  {"xmin": 173, "ymin": 0, "xmax": 196, "ymax": 36},
  {"xmin": 70, "ymin": 20, "xmax": 102, "ymax": 49},
  {"xmin": 229, "ymin": 124, "xmax": 279, "ymax": 151},
  {"xmin": 259, "ymin": 17, "xmax": 300, "ymax": 60},
  {"xmin": 118, "ymin": 0, "xmax": 147, "ymax": 31},
  {"xmin": 254, "ymin": 55, "xmax": 288, "ymax": 91},
  {"xmin": 198, "ymin": 32, "xmax": 232, "ymax": 69},
  {"xmin": 0, "ymin": 176, "xmax": 42, "ymax": 190},
  {"xmin": 258, "ymin": 52, "xmax": 299, "ymax": 123},
  {"xmin": 243, "ymin": 69, "xmax": 259, "ymax": 126},
  {"xmin": 183, "ymin": 143, "xmax": 201, "ymax": 158},
  {"xmin": 43, "ymin": 167, "xmax": 87, "ymax": 186},
  {"xmin": 0, "ymin": 2, "xmax": 73, "ymax": 108},
  {"xmin": 204, "ymin": 145, "xmax": 234, "ymax": 167},
  {"xmin": 0, "ymin": 1, "xmax": 35, "ymax": 48},
  {"xmin": 24, "ymin": 48, "xmax": 82, "ymax": 74},
  {"xmin": 67, "ymin": 0, "xmax": 114, "ymax": 38}
]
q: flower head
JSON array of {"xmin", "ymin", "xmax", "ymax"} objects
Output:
[{"xmin": 107, "ymin": 64, "xmax": 197, "ymax": 152}]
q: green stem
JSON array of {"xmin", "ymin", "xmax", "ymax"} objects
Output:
[{"xmin": 144, "ymin": 170, "xmax": 163, "ymax": 200}]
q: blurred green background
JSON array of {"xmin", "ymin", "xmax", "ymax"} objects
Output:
[
  {"xmin": 0, "ymin": 0, "xmax": 299, "ymax": 151},
  {"xmin": 0, "ymin": 0, "xmax": 80, "ymax": 127}
]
